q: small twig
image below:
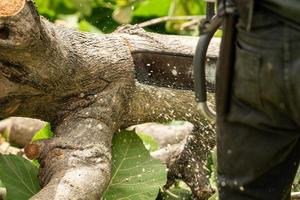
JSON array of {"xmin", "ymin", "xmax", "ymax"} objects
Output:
[
  {"xmin": 137, "ymin": 15, "xmax": 205, "ymax": 28},
  {"xmin": 292, "ymin": 192, "xmax": 300, "ymax": 199},
  {"xmin": 180, "ymin": 19, "xmax": 201, "ymax": 30}
]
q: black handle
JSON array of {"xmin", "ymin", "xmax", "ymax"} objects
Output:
[{"xmin": 193, "ymin": 17, "xmax": 221, "ymax": 103}]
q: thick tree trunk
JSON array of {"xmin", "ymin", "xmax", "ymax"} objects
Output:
[{"xmin": 0, "ymin": 0, "xmax": 219, "ymax": 199}]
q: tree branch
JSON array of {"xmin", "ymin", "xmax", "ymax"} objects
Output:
[{"xmin": 0, "ymin": 1, "xmax": 219, "ymax": 199}]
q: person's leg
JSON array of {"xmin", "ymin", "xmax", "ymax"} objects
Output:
[
  {"xmin": 216, "ymin": 15, "xmax": 300, "ymax": 199},
  {"xmin": 217, "ymin": 114, "xmax": 300, "ymax": 200}
]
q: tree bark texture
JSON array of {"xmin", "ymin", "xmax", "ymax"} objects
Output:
[{"xmin": 0, "ymin": 0, "xmax": 220, "ymax": 199}]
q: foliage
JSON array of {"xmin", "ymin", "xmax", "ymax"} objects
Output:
[
  {"xmin": 102, "ymin": 130, "xmax": 167, "ymax": 199},
  {"xmin": 0, "ymin": 128, "xmax": 167, "ymax": 199},
  {"xmin": 166, "ymin": 0, "xmax": 205, "ymax": 35},
  {"xmin": 31, "ymin": 122, "xmax": 53, "ymax": 142},
  {"xmin": 0, "ymin": 154, "xmax": 40, "ymax": 200},
  {"xmin": 133, "ymin": 0, "xmax": 172, "ymax": 17},
  {"xmin": 34, "ymin": 0, "xmax": 207, "ymax": 34},
  {"xmin": 31, "ymin": 123, "xmax": 54, "ymax": 167}
]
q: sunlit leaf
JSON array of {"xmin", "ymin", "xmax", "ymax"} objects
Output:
[
  {"xmin": 116, "ymin": 0, "xmax": 130, "ymax": 7},
  {"xmin": 134, "ymin": 0, "xmax": 172, "ymax": 17},
  {"xmin": 31, "ymin": 122, "xmax": 53, "ymax": 142},
  {"xmin": 79, "ymin": 20, "xmax": 103, "ymax": 33},
  {"xmin": 102, "ymin": 130, "xmax": 167, "ymax": 199},
  {"xmin": 0, "ymin": 155, "xmax": 40, "ymax": 200},
  {"xmin": 35, "ymin": 0, "xmax": 57, "ymax": 18}
]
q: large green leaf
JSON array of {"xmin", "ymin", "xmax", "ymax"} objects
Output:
[
  {"xmin": 0, "ymin": 155, "xmax": 40, "ymax": 200},
  {"xmin": 102, "ymin": 130, "xmax": 167, "ymax": 200}
]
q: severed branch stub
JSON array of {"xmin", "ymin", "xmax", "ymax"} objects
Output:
[
  {"xmin": 0, "ymin": 0, "xmax": 218, "ymax": 199},
  {"xmin": 0, "ymin": 0, "xmax": 26, "ymax": 17}
]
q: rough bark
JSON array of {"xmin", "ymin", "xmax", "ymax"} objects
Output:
[{"xmin": 0, "ymin": 0, "xmax": 219, "ymax": 199}]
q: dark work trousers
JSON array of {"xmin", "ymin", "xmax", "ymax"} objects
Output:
[{"xmin": 216, "ymin": 8, "xmax": 300, "ymax": 200}]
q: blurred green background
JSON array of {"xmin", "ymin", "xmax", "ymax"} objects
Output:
[{"xmin": 35, "ymin": 0, "xmax": 207, "ymax": 35}]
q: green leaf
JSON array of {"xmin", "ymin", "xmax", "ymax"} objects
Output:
[
  {"xmin": 116, "ymin": 0, "xmax": 130, "ymax": 7},
  {"xmin": 63, "ymin": 0, "xmax": 77, "ymax": 9},
  {"xmin": 35, "ymin": 0, "xmax": 57, "ymax": 18},
  {"xmin": 137, "ymin": 133, "xmax": 159, "ymax": 152},
  {"xmin": 102, "ymin": 130, "xmax": 167, "ymax": 199},
  {"xmin": 31, "ymin": 123, "xmax": 53, "ymax": 142},
  {"xmin": 79, "ymin": 20, "xmax": 103, "ymax": 33},
  {"xmin": 0, "ymin": 155, "xmax": 40, "ymax": 200},
  {"xmin": 166, "ymin": 0, "xmax": 206, "ymax": 34},
  {"xmin": 134, "ymin": 0, "xmax": 172, "ymax": 17},
  {"xmin": 31, "ymin": 122, "xmax": 54, "ymax": 167}
]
